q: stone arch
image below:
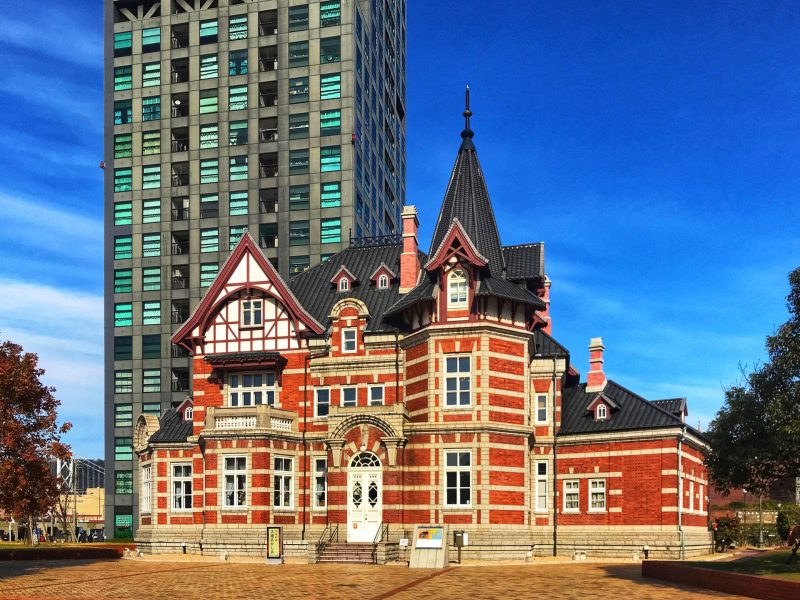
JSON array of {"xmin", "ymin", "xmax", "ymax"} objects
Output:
[
  {"xmin": 329, "ymin": 297, "xmax": 370, "ymax": 320},
  {"xmin": 331, "ymin": 414, "xmax": 398, "ymax": 440},
  {"xmin": 134, "ymin": 413, "xmax": 160, "ymax": 453}
]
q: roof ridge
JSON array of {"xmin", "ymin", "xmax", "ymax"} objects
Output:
[
  {"xmin": 503, "ymin": 242, "xmax": 544, "ymax": 249},
  {"xmin": 606, "ymin": 379, "xmax": 685, "ymax": 426}
]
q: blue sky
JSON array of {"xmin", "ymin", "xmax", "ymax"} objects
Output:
[{"xmin": 0, "ymin": 1, "xmax": 798, "ymax": 457}]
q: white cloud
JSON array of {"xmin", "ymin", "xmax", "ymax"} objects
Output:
[{"xmin": 0, "ymin": 13, "xmax": 101, "ymax": 68}]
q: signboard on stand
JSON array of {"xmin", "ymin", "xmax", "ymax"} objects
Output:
[
  {"xmin": 266, "ymin": 526, "xmax": 283, "ymax": 564},
  {"xmin": 415, "ymin": 526, "xmax": 444, "ymax": 549},
  {"xmin": 409, "ymin": 524, "xmax": 449, "ymax": 569}
]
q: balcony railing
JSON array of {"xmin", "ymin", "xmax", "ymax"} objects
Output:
[
  {"xmin": 171, "ymin": 345, "xmax": 190, "ymax": 358},
  {"xmin": 172, "ymin": 275, "xmax": 188, "ymax": 289},
  {"xmin": 259, "ymin": 165, "xmax": 278, "ymax": 178},
  {"xmin": 260, "ymin": 235, "xmax": 278, "ymax": 249},
  {"xmin": 171, "ymin": 70, "xmax": 189, "ymax": 84},
  {"xmin": 259, "ymin": 128, "xmax": 278, "ymax": 142},
  {"xmin": 171, "ymin": 207, "xmax": 189, "ymax": 221},
  {"xmin": 171, "ymin": 173, "xmax": 189, "ymax": 187},
  {"xmin": 171, "ymin": 106, "xmax": 189, "ymax": 118},
  {"xmin": 259, "ymin": 58, "xmax": 278, "ymax": 72},
  {"xmin": 258, "ymin": 22, "xmax": 278, "ymax": 36},
  {"xmin": 259, "ymin": 93, "xmax": 277, "ymax": 108},
  {"xmin": 171, "ymin": 310, "xmax": 188, "ymax": 324},
  {"xmin": 171, "ymin": 378, "xmax": 190, "ymax": 392},
  {"xmin": 171, "ymin": 138, "xmax": 189, "ymax": 152},
  {"xmin": 205, "ymin": 405, "xmax": 296, "ymax": 432},
  {"xmin": 171, "ymin": 33, "xmax": 189, "ymax": 48},
  {"xmin": 171, "ymin": 241, "xmax": 189, "ymax": 255}
]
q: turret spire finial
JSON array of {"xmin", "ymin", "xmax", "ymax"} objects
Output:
[{"xmin": 461, "ymin": 85, "xmax": 474, "ymax": 141}]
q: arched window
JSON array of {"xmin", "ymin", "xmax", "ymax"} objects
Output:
[
  {"xmin": 596, "ymin": 404, "xmax": 607, "ymax": 420},
  {"xmin": 339, "ymin": 277, "xmax": 349, "ymax": 292},
  {"xmin": 378, "ymin": 274, "xmax": 389, "ymax": 289},
  {"xmin": 350, "ymin": 451, "xmax": 381, "ymax": 468},
  {"xmin": 448, "ymin": 269, "xmax": 468, "ymax": 307},
  {"xmin": 184, "ymin": 407, "xmax": 193, "ymax": 421}
]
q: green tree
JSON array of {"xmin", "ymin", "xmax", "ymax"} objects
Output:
[
  {"xmin": 0, "ymin": 339, "xmax": 71, "ymax": 544},
  {"xmin": 706, "ymin": 268, "xmax": 800, "ymax": 496}
]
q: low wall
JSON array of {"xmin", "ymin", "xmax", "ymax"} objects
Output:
[
  {"xmin": 0, "ymin": 544, "xmax": 133, "ymax": 561},
  {"xmin": 642, "ymin": 561, "xmax": 800, "ymax": 600}
]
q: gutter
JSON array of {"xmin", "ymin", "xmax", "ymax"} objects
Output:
[{"xmin": 302, "ymin": 337, "xmax": 329, "ymax": 541}]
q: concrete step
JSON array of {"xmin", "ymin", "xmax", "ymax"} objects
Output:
[{"xmin": 317, "ymin": 542, "xmax": 377, "ymax": 564}]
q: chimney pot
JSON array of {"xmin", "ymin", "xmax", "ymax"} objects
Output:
[
  {"xmin": 586, "ymin": 337, "xmax": 607, "ymax": 392},
  {"xmin": 399, "ymin": 205, "xmax": 420, "ymax": 293}
]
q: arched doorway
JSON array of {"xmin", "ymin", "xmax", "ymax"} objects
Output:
[{"xmin": 347, "ymin": 452, "xmax": 382, "ymax": 542}]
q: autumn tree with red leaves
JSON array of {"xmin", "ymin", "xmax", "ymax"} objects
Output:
[{"xmin": 0, "ymin": 339, "xmax": 71, "ymax": 544}]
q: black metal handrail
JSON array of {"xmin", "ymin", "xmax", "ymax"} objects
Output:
[
  {"xmin": 316, "ymin": 524, "xmax": 338, "ymax": 560},
  {"xmin": 371, "ymin": 523, "xmax": 388, "ymax": 564},
  {"xmin": 350, "ymin": 234, "xmax": 403, "ymax": 248}
]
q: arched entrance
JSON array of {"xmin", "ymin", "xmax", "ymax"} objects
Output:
[{"xmin": 347, "ymin": 452, "xmax": 382, "ymax": 542}]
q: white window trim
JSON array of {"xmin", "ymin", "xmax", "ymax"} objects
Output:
[
  {"xmin": 313, "ymin": 457, "xmax": 327, "ymax": 510},
  {"xmin": 222, "ymin": 455, "xmax": 248, "ymax": 509},
  {"xmin": 184, "ymin": 406, "xmax": 193, "ymax": 421},
  {"xmin": 315, "ymin": 387, "xmax": 330, "ymax": 418},
  {"xmin": 338, "ymin": 277, "xmax": 349, "ymax": 291},
  {"xmin": 227, "ymin": 371, "xmax": 278, "ymax": 407},
  {"xmin": 596, "ymin": 404, "xmax": 607, "ymax": 420},
  {"xmin": 443, "ymin": 449, "xmax": 472, "ymax": 508},
  {"xmin": 563, "ymin": 479, "xmax": 580, "ymax": 513},
  {"xmin": 240, "ymin": 298, "xmax": 263, "ymax": 328},
  {"xmin": 140, "ymin": 464, "xmax": 152, "ymax": 515},
  {"xmin": 535, "ymin": 393, "xmax": 548, "ymax": 424},
  {"xmin": 273, "ymin": 456, "xmax": 294, "ymax": 510},
  {"xmin": 448, "ymin": 268, "xmax": 468, "ymax": 308},
  {"xmin": 535, "ymin": 460, "xmax": 548, "ymax": 512},
  {"xmin": 368, "ymin": 385, "xmax": 384, "ymax": 406},
  {"xmin": 443, "ymin": 354, "xmax": 471, "ymax": 409},
  {"xmin": 342, "ymin": 327, "xmax": 357, "ymax": 353},
  {"xmin": 171, "ymin": 462, "xmax": 193, "ymax": 511},
  {"xmin": 341, "ymin": 386, "xmax": 357, "ymax": 407},
  {"xmin": 589, "ymin": 478, "xmax": 606, "ymax": 512},
  {"xmin": 377, "ymin": 274, "xmax": 389, "ymax": 289}
]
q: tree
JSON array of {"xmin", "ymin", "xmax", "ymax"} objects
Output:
[
  {"xmin": 706, "ymin": 268, "xmax": 800, "ymax": 496},
  {"xmin": 0, "ymin": 339, "xmax": 71, "ymax": 544}
]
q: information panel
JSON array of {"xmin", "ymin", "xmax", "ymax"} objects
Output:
[{"xmin": 415, "ymin": 526, "xmax": 444, "ymax": 549}]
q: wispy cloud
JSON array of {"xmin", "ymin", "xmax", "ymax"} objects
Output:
[{"xmin": 0, "ymin": 11, "xmax": 101, "ymax": 68}]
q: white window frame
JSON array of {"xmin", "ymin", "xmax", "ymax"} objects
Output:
[
  {"xmin": 342, "ymin": 327, "xmax": 357, "ymax": 353},
  {"xmin": 184, "ymin": 406, "xmax": 193, "ymax": 421},
  {"xmin": 535, "ymin": 461, "xmax": 548, "ymax": 512},
  {"xmin": 339, "ymin": 277, "xmax": 349, "ymax": 292},
  {"xmin": 448, "ymin": 268, "xmax": 468, "ymax": 308},
  {"xmin": 315, "ymin": 388, "xmax": 330, "ymax": 418},
  {"xmin": 589, "ymin": 478, "xmax": 606, "ymax": 512},
  {"xmin": 341, "ymin": 386, "xmax": 357, "ymax": 407},
  {"xmin": 444, "ymin": 355, "xmax": 471, "ymax": 408},
  {"xmin": 227, "ymin": 371, "xmax": 277, "ymax": 407},
  {"xmin": 535, "ymin": 394, "xmax": 548, "ymax": 424},
  {"xmin": 368, "ymin": 385, "xmax": 384, "ymax": 406},
  {"xmin": 313, "ymin": 457, "xmax": 327, "ymax": 509},
  {"xmin": 596, "ymin": 404, "xmax": 607, "ymax": 420},
  {"xmin": 378, "ymin": 274, "xmax": 389, "ymax": 289},
  {"xmin": 140, "ymin": 464, "xmax": 152, "ymax": 515},
  {"xmin": 444, "ymin": 450, "xmax": 472, "ymax": 507},
  {"xmin": 223, "ymin": 455, "xmax": 247, "ymax": 508},
  {"xmin": 273, "ymin": 456, "xmax": 294, "ymax": 510},
  {"xmin": 563, "ymin": 479, "xmax": 579, "ymax": 513},
  {"xmin": 171, "ymin": 463, "xmax": 193, "ymax": 511},
  {"xmin": 241, "ymin": 298, "xmax": 263, "ymax": 328}
]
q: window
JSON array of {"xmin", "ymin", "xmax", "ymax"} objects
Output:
[
  {"xmin": 273, "ymin": 457, "xmax": 293, "ymax": 509},
  {"xmin": 142, "ymin": 165, "xmax": 160, "ymax": 190},
  {"xmin": 289, "ymin": 255, "xmax": 309, "ymax": 274},
  {"xmin": 315, "ymin": 388, "xmax": 330, "ymax": 418},
  {"xmin": 142, "ymin": 334, "xmax": 161, "ymax": 359},
  {"xmin": 142, "ymin": 62, "xmax": 160, "ymax": 86},
  {"xmin": 289, "ymin": 149, "xmax": 309, "ymax": 174},
  {"xmin": 229, "ymin": 191, "xmax": 248, "ymax": 215},
  {"xmin": 229, "ymin": 155, "xmax": 248, "ymax": 180},
  {"xmin": 596, "ymin": 404, "xmax": 607, "ymax": 420},
  {"xmin": 141, "ymin": 464, "xmax": 152, "ymax": 514},
  {"xmin": 114, "ymin": 201, "xmax": 132, "ymax": 226},
  {"xmin": 320, "ymin": 1, "xmax": 341, "ymax": 27},
  {"xmin": 114, "ymin": 303, "xmax": 132, "ymax": 327},
  {"xmin": 342, "ymin": 327, "xmax": 356, "ymax": 352},
  {"xmin": 142, "ymin": 267, "xmax": 160, "ymax": 291},
  {"xmin": 289, "ymin": 185, "xmax": 310, "ymax": 210},
  {"xmin": 114, "ymin": 31, "xmax": 132, "ymax": 57},
  {"xmin": 143, "ymin": 369, "xmax": 161, "ymax": 393},
  {"xmin": 320, "ymin": 145, "xmax": 341, "ymax": 172},
  {"xmin": 200, "ymin": 124, "xmax": 218, "ymax": 148},
  {"xmin": 142, "ymin": 233, "xmax": 160, "ymax": 257},
  {"xmin": 200, "ymin": 263, "xmax": 219, "ymax": 287},
  {"xmin": 142, "ymin": 130, "xmax": 160, "ymax": 155},
  {"xmin": 201, "ymin": 228, "xmax": 219, "ymax": 253},
  {"xmin": 320, "ymin": 37, "xmax": 340, "ymax": 63},
  {"xmin": 199, "ymin": 19, "xmax": 218, "ymax": 44},
  {"xmin": 114, "ymin": 437, "xmax": 133, "ymax": 461},
  {"xmin": 320, "ymin": 217, "xmax": 341, "ymax": 244},
  {"xmin": 114, "ymin": 100, "xmax": 132, "ymax": 125},
  {"xmin": 448, "ymin": 269, "xmax": 468, "ymax": 307},
  {"xmin": 142, "ymin": 301, "xmax": 160, "ymax": 325},
  {"xmin": 142, "ymin": 27, "xmax": 160, "ymax": 53},
  {"xmin": 288, "ymin": 5, "xmax": 308, "ymax": 31},
  {"xmin": 241, "ymin": 298, "xmax": 263, "ymax": 327},
  {"xmin": 229, "ymin": 49, "xmax": 248, "ymax": 75},
  {"xmin": 288, "ymin": 41, "xmax": 309, "ymax": 67},
  {"xmin": 229, "ymin": 85, "xmax": 248, "ymax": 110},
  {"xmin": 172, "ymin": 464, "xmax": 192, "ymax": 510},
  {"xmin": 114, "ymin": 168, "xmax": 132, "ymax": 193},
  {"xmin": 289, "ymin": 113, "xmax": 309, "ymax": 139},
  {"xmin": 229, "ymin": 225, "xmax": 246, "ymax": 250},
  {"xmin": 143, "ymin": 402, "xmax": 161, "ymax": 415},
  {"xmin": 114, "ymin": 235, "xmax": 132, "ymax": 260},
  {"xmin": 200, "ymin": 159, "xmax": 219, "ymax": 183},
  {"xmin": 444, "ymin": 451, "xmax": 471, "ymax": 506},
  {"xmin": 114, "ymin": 370, "xmax": 133, "ymax": 394},
  {"xmin": 536, "ymin": 394, "xmax": 548, "ymax": 424},
  {"xmin": 445, "ymin": 356, "xmax": 471, "ymax": 407},
  {"xmin": 114, "ymin": 336, "xmax": 132, "ymax": 361},
  {"xmin": 114, "ymin": 65, "xmax": 132, "ymax": 91},
  {"xmin": 369, "ymin": 386, "xmax": 384, "ymax": 406},
  {"xmin": 114, "ymin": 269, "xmax": 132, "ymax": 293},
  {"xmin": 338, "ymin": 277, "xmax": 349, "ymax": 292},
  {"xmin": 115, "ymin": 403, "xmax": 133, "ymax": 426},
  {"xmin": 320, "ymin": 109, "xmax": 341, "ymax": 136},
  {"xmin": 535, "ymin": 461, "xmax": 548, "ymax": 511},
  {"xmin": 228, "ymin": 372, "xmax": 277, "ymax": 406},
  {"xmin": 589, "ymin": 479, "xmax": 606, "ymax": 512},
  {"xmin": 115, "ymin": 471, "xmax": 133, "ymax": 494},
  {"xmin": 314, "ymin": 458, "xmax": 327, "ymax": 508},
  {"xmin": 229, "ymin": 120, "xmax": 247, "ymax": 145},
  {"xmin": 199, "ymin": 90, "xmax": 218, "ymax": 113},
  {"xmin": 563, "ymin": 480, "xmax": 580, "ymax": 512},
  {"xmin": 229, "ymin": 15, "xmax": 248, "ymax": 40},
  {"xmin": 289, "ymin": 77, "xmax": 309, "ymax": 103},
  {"xmin": 200, "ymin": 54, "xmax": 218, "ymax": 79},
  {"xmin": 201, "ymin": 193, "xmax": 219, "ymax": 218},
  {"xmin": 223, "ymin": 456, "xmax": 247, "ymax": 508},
  {"xmin": 114, "ymin": 133, "xmax": 132, "ymax": 159},
  {"xmin": 142, "ymin": 96, "xmax": 160, "ymax": 121},
  {"xmin": 341, "ymin": 387, "xmax": 357, "ymax": 407},
  {"xmin": 184, "ymin": 407, "xmax": 193, "ymax": 421},
  {"xmin": 320, "ymin": 73, "xmax": 341, "ymax": 100},
  {"xmin": 378, "ymin": 274, "xmax": 389, "ymax": 290}
]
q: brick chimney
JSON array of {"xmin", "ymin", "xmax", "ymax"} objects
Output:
[
  {"xmin": 586, "ymin": 337, "xmax": 607, "ymax": 392},
  {"xmin": 399, "ymin": 205, "xmax": 420, "ymax": 293}
]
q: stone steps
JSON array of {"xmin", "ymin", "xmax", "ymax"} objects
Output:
[{"xmin": 317, "ymin": 543, "xmax": 376, "ymax": 564}]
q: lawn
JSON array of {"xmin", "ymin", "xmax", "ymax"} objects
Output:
[{"xmin": 690, "ymin": 550, "xmax": 800, "ymax": 581}]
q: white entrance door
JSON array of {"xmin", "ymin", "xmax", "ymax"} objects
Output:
[{"xmin": 347, "ymin": 453, "xmax": 382, "ymax": 542}]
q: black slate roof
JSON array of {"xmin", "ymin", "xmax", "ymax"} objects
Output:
[
  {"xmin": 149, "ymin": 409, "xmax": 193, "ymax": 444},
  {"xmin": 289, "ymin": 244, "xmax": 428, "ymax": 332},
  {"xmin": 652, "ymin": 398, "xmax": 687, "ymax": 419},
  {"xmin": 476, "ymin": 277, "xmax": 546, "ymax": 309},
  {"xmin": 559, "ymin": 380, "xmax": 686, "ymax": 435},
  {"xmin": 531, "ymin": 329, "xmax": 570, "ymax": 358},
  {"xmin": 503, "ymin": 243, "xmax": 544, "ymax": 281}
]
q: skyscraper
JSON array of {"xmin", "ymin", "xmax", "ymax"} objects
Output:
[{"xmin": 104, "ymin": 0, "xmax": 406, "ymax": 537}]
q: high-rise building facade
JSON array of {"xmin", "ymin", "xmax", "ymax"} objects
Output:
[{"xmin": 103, "ymin": 0, "xmax": 406, "ymax": 537}]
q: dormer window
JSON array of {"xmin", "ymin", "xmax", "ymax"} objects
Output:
[
  {"xmin": 448, "ymin": 269, "xmax": 468, "ymax": 308},
  {"xmin": 339, "ymin": 277, "xmax": 349, "ymax": 292},
  {"xmin": 184, "ymin": 407, "xmax": 193, "ymax": 421},
  {"xmin": 596, "ymin": 403, "xmax": 607, "ymax": 420},
  {"xmin": 241, "ymin": 298, "xmax": 263, "ymax": 327},
  {"xmin": 378, "ymin": 274, "xmax": 389, "ymax": 289}
]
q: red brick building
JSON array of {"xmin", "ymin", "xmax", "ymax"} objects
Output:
[{"xmin": 134, "ymin": 112, "xmax": 711, "ymax": 560}]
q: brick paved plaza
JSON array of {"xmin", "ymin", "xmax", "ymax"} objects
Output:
[{"xmin": 0, "ymin": 559, "xmax": 750, "ymax": 599}]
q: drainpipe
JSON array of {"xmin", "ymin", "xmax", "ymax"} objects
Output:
[
  {"xmin": 551, "ymin": 355, "xmax": 558, "ymax": 557},
  {"xmin": 200, "ymin": 438, "xmax": 206, "ymax": 555},
  {"xmin": 303, "ymin": 337, "xmax": 330, "ymax": 541},
  {"xmin": 677, "ymin": 425, "xmax": 686, "ymax": 559}
]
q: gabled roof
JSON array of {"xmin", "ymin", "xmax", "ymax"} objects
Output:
[
  {"xmin": 652, "ymin": 398, "xmax": 687, "ymax": 420},
  {"xmin": 330, "ymin": 265, "xmax": 358, "ymax": 286},
  {"xmin": 383, "ymin": 273, "xmax": 437, "ymax": 318},
  {"xmin": 425, "ymin": 218, "xmax": 488, "ymax": 271},
  {"xmin": 503, "ymin": 243, "xmax": 545, "ymax": 281},
  {"xmin": 531, "ymin": 329, "xmax": 570, "ymax": 358},
  {"xmin": 369, "ymin": 262, "xmax": 397, "ymax": 282},
  {"xmin": 149, "ymin": 409, "xmax": 193, "ymax": 444}
]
